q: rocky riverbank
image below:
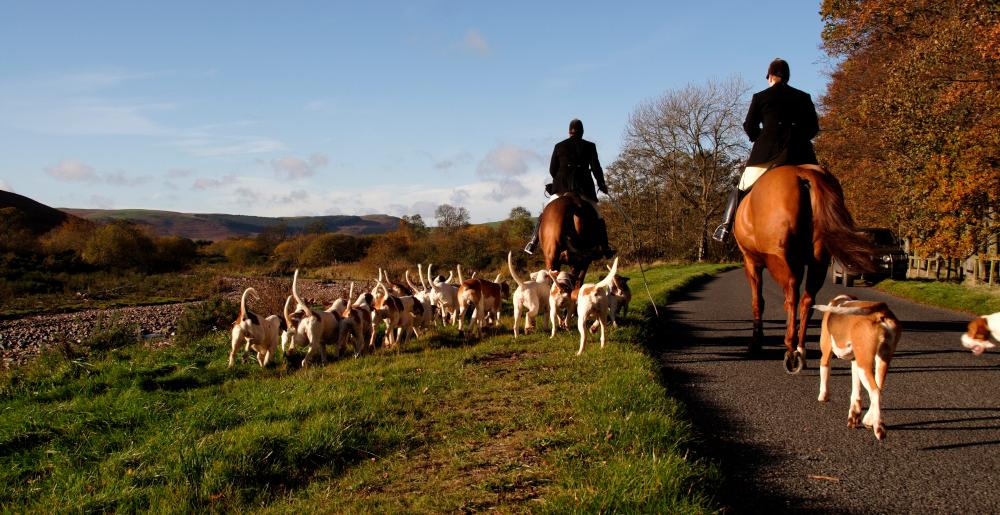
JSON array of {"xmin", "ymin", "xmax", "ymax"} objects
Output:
[{"xmin": 0, "ymin": 276, "xmax": 371, "ymax": 367}]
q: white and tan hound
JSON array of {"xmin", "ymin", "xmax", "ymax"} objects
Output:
[
  {"xmin": 230, "ymin": 287, "xmax": 285, "ymax": 368},
  {"xmin": 815, "ymin": 294, "xmax": 902, "ymax": 440},
  {"xmin": 575, "ymin": 258, "xmax": 619, "ymax": 355}
]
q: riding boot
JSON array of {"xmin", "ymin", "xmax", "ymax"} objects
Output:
[
  {"xmin": 596, "ymin": 218, "xmax": 616, "ymax": 258},
  {"xmin": 712, "ymin": 188, "xmax": 743, "ymax": 243},
  {"xmin": 524, "ymin": 219, "xmax": 540, "ymax": 254}
]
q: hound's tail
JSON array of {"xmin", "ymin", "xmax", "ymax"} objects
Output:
[
  {"xmin": 813, "ymin": 302, "xmax": 888, "ymax": 316},
  {"xmin": 405, "ymin": 269, "xmax": 421, "ymax": 293},
  {"xmin": 595, "ymin": 257, "xmax": 619, "ymax": 290},
  {"xmin": 292, "ymin": 269, "xmax": 313, "ymax": 317},
  {"xmin": 283, "ymin": 295, "xmax": 294, "ymax": 328},
  {"xmin": 507, "ymin": 251, "xmax": 526, "ymax": 288},
  {"xmin": 800, "ymin": 168, "xmax": 876, "ymax": 274},
  {"xmin": 417, "ymin": 264, "xmax": 428, "ymax": 291},
  {"xmin": 457, "ymin": 264, "xmax": 464, "ymax": 283},
  {"xmin": 235, "ymin": 287, "xmax": 256, "ymax": 324}
]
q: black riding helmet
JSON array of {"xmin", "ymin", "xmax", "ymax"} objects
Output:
[
  {"xmin": 569, "ymin": 118, "xmax": 584, "ymax": 137},
  {"xmin": 767, "ymin": 58, "xmax": 790, "ymax": 82}
]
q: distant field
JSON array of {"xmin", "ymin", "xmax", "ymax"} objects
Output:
[{"xmin": 0, "ymin": 263, "xmax": 729, "ymax": 512}]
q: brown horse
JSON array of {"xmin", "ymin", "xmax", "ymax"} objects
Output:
[
  {"xmin": 734, "ymin": 165, "xmax": 875, "ymax": 373},
  {"xmin": 538, "ymin": 193, "xmax": 601, "ymax": 287}
]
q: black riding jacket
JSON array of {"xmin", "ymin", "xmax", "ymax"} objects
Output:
[
  {"xmin": 549, "ymin": 136, "xmax": 605, "ymax": 202},
  {"xmin": 744, "ymin": 82, "xmax": 819, "ymax": 167}
]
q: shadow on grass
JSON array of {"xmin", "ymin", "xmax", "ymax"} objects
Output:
[{"xmin": 635, "ymin": 271, "xmax": 799, "ymax": 514}]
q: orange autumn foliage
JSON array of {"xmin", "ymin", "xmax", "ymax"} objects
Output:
[{"xmin": 816, "ymin": 0, "xmax": 999, "ymax": 258}]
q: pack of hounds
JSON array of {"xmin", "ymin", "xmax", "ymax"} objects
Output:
[
  {"xmin": 229, "ymin": 257, "xmax": 999, "ymax": 443},
  {"xmin": 229, "ymin": 253, "xmax": 633, "ymax": 370}
]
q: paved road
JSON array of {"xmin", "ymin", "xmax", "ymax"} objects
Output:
[{"xmin": 656, "ymin": 269, "xmax": 1000, "ymax": 514}]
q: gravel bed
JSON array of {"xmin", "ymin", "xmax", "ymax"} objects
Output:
[{"xmin": 0, "ymin": 276, "xmax": 375, "ymax": 368}]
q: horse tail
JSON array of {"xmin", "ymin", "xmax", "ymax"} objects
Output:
[{"xmin": 801, "ymin": 169, "xmax": 876, "ymax": 273}]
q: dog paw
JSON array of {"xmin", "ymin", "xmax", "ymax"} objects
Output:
[
  {"xmin": 874, "ymin": 424, "xmax": 886, "ymax": 440},
  {"xmin": 847, "ymin": 414, "xmax": 860, "ymax": 428}
]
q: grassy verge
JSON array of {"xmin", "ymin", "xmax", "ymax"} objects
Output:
[
  {"xmin": 0, "ymin": 263, "xmax": 730, "ymax": 513},
  {"xmin": 874, "ymin": 278, "xmax": 1000, "ymax": 315}
]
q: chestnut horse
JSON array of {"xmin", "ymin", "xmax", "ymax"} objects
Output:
[
  {"xmin": 538, "ymin": 193, "xmax": 601, "ymax": 287},
  {"xmin": 734, "ymin": 165, "xmax": 874, "ymax": 373}
]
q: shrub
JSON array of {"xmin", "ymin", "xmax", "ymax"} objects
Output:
[
  {"xmin": 82, "ymin": 221, "xmax": 155, "ymax": 270},
  {"xmin": 153, "ymin": 236, "xmax": 199, "ymax": 271},
  {"xmin": 0, "ymin": 207, "xmax": 39, "ymax": 253},
  {"xmin": 300, "ymin": 233, "xmax": 366, "ymax": 267},
  {"xmin": 40, "ymin": 218, "xmax": 95, "ymax": 255},
  {"xmin": 83, "ymin": 316, "xmax": 139, "ymax": 353},
  {"xmin": 222, "ymin": 239, "xmax": 262, "ymax": 268},
  {"xmin": 175, "ymin": 295, "xmax": 239, "ymax": 347}
]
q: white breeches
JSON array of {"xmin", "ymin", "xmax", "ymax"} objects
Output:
[{"xmin": 738, "ymin": 165, "xmax": 770, "ymax": 191}]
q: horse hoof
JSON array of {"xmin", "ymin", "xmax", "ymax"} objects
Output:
[{"xmin": 783, "ymin": 351, "xmax": 804, "ymax": 374}]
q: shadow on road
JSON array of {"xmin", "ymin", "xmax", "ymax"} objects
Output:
[{"xmin": 638, "ymin": 275, "xmax": 805, "ymax": 513}]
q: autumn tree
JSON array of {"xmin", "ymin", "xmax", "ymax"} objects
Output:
[
  {"xmin": 434, "ymin": 204, "xmax": 470, "ymax": 230},
  {"xmin": 608, "ymin": 77, "xmax": 749, "ymax": 261},
  {"xmin": 817, "ymin": 0, "xmax": 999, "ymax": 257},
  {"xmin": 82, "ymin": 221, "xmax": 156, "ymax": 270}
]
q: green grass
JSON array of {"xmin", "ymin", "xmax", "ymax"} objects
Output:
[
  {"xmin": 0, "ymin": 263, "xmax": 731, "ymax": 513},
  {"xmin": 874, "ymin": 278, "xmax": 1000, "ymax": 315}
]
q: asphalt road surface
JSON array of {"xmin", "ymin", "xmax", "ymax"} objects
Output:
[{"xmin": 657, "ymin": 269, "xmax": 1000, "ymax": 514}]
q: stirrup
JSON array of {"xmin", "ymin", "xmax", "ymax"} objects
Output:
[
  {"xmin": 712, "ymin": 224, "xmax": 730, "ymax": 243},
  {"xmin": 523, "ymin": 241, "xmax": 536, "ymax": 255}
]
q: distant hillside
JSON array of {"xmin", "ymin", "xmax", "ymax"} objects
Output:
[
  {"xmin": 0, "ymin": 190, "xmax": 89, "ymax": 235},
  {"xmin": 62, "ymin": 208, "xmax": 401, "ymax": 241}
]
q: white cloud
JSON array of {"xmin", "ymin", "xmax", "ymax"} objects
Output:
[
  {"xmin": 167, "ymin": 168, "xmax": 193, "ymax": 178},
  {"xmin": 270, "ymin": 153, "xmax": 329, "ymax": 180},
  {"xmin": 476, "ymin": 144, "xmax": 543, "ymax": 178},
  {"xmin": 103, "ymin": 171, "xmax": 152, "ymax": 187},
  {"xmin": 8, "ymin": 99, "xmax": 167, "ymax": 136},
  {"xmin": 450, "ymin": 189, "xmax": 470, "ymax": 206},
  {"xmin": 175, "ymin": 136, "xmax": 285, "ymax": 157},
  {"xmin": 487, "ymin": 177, "xmax": 530, "ymax": 202},
  {"xmin": 0, "ymin": 180, "xmax": 13, "ymax": 192},
  {"xmin": 88, "ymin": 194, "xmax": 114, "ymax": 209},
  {"xmin": 272, "ymin": 189, "xmax": 310, "ymax": 205},
  {"xmin": 46, "ymin": 160, "xmax": 98, "ymax": 182},
  {"xmin": 462, "ymin": 29, "xmax": 490, "ymax": 55},
  {"xmin": 192, "ymin": 176, "xmax": 236, "ymax": 190},
  {"xmin": 233, "ymin": 187, "xmax": 260, "ymax": 204},
  {"xmin": 432, "ymin": 151, "xmax": 473, "ymax": 172}
]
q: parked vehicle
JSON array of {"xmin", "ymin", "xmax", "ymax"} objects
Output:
[{"xmin": 831, "ymin": 228, "xmax": 908, "ymax": 286}]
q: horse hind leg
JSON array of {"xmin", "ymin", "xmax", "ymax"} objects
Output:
[
  {"xmin": 796, "ymin": 261, "xmax": 829, "ymax": 370},
  {"xmin": 769, "ymin": 256, "xmax": 805, "ymax": 373},
  {"xmin": 743, "ymin": 260, "xmax": 765, "ymax": 353}
]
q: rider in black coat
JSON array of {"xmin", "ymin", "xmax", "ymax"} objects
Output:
[
  {"xmin": 524, "ymin": 119, "xmax": 614, "ymax": 257},
  {"xmin": 713, "ymin": 58, "xmax": 820, "ymax": 242}
]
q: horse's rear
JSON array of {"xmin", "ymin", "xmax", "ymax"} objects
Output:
[
  {"xmin": 539, "ymin": 194, "xmax": 598, "ymax": 286},
  {"xmin": 735, "ymin": 165, "xmax": 874, "ymax": 373}
]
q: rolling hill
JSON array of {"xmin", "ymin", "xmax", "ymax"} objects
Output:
[
  {"xmin": 62, "ymin": 209, "xmax": 401, "ymax": 240},
  {"xmin": 0, "ymin": 190, "xmax": 400, "ymax": 240},
  {"xmin": 0, "ymin": 190, "xmax": 89, "ymax": 235}
]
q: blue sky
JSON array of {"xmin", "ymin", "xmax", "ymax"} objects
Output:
[{"xmin": 0, "ymin": 1, "xmax": 832, "ymax": 223}]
